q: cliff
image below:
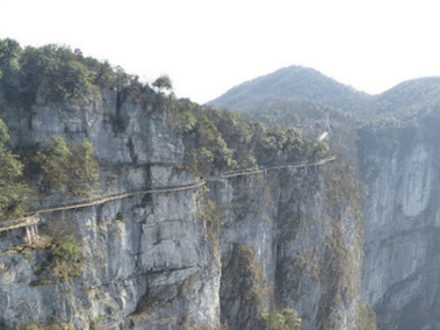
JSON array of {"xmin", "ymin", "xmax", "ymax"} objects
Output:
[
  {"xmin": 209, "ymin": 63, "xmax": 440, "ymax": 329},
  {"xmin": 0, "ymin": 85, "xmax": 365, "ymax": 329},
  {"xmin": 358, "ymin": 112, "xmax": 440, "ymax": 330}
]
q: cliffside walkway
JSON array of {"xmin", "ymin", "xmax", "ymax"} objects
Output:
[
  {"xmin": 223, "ymin": 155, "xmax": 336, "ymax": 178},
  {"xmin": 0, "ymin": 156, "xmax": 336, "ymax": 238}
]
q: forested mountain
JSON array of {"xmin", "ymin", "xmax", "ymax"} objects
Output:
[
  {"xmin": 373, "ymin": 76, "xmax": 440, "ymax": 115},
  {"xmin": 209, "ymin": 66, "xmax": 440, "ymax": 119},
  {"xmin": 208, "ymin": 65, "xmax": 372, "ymax": 113}
]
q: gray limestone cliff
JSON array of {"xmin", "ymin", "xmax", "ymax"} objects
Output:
[
  {"xmin": 0, "ymin": 89, "xmax": 364, "ymax": 329},
  {"xmin": 209, "ymin": 64, "xmax": 440, "ymax": 329},
  {"xmin": 358, "ymin": 114, "xmax": 440, "ymax": 330}
]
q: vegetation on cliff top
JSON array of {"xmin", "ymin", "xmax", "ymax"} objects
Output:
[
  {"xmin": 0, "ymin": 38, "xmax": 150, "ymax": 107},
  {"xmin": 169, "ymin": 98, "xmax": 329, "ymax": 175},
  {"xmin": 0, "ymin": 38, "xmax": 331, "ymax": 179}
]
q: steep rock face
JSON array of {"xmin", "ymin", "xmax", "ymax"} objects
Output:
[
  {"xmin": 0, "ymin": 90, "xmax": 364, "ymax": 329},
  {"xmin": 358, "ymin": 119, "xmax": 440, "ymax": 330},
  {"xmin": 212, "ymin": 164, "xmax": 363, "ymax": 330},
  {"xmin": 0, "ymin": 188, "xmax": 219, "ymax": 330},
  {"xmin": 0, "ymin": 92, "xmax": 220, "ymax": 329}
]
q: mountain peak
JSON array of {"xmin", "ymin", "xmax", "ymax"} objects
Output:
[{"xmin": 208, "ymin": 65, "xmax": 371, "ymax": 112}]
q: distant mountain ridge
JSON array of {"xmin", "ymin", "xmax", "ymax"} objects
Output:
[
  {"xmin": 208, "ymin": 66, "xmax": 440, "ymax": 116},
  {"xmin": 208, "ymin": 66, "xmax": 372, "ymax": 113},
  {"xmin": 373, "ymin": 76, "xmax": 440, "ymax": 114}
]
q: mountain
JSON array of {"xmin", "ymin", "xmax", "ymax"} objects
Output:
[
  {"xmin": 209, "ymin": 66, "xmax": 440, "ymax": 119},
  {"xmin": 373, "ymin": 76, "xmax": 440, "ymax": 115},
  {"xmin": 208, "ymin": 65, "xmax": 372, "ymax": 113}
]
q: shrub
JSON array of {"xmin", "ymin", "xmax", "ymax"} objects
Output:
[
  {"xmin": 69, "ymin": 138, "xmax": 99, "ymax": 194},
  {"xmin": 35, "ymin": 136, "xmax": 99, "ymax": 195},
  {"xmin": 36, "ymin": 136, "xmax": 72, "ymax": 189},
  {"xmin": 0, "ymin": 118, "xmax": 27, "ymax": 220},
  {"xmin": 260, "ymin": 307, "xmax": 302, "ymax": 330},
  {"xmin": 168, "ymin": 99, "xmax": 306, "ymax": 176},
  {"xmin": 50, "ymin": 235, "xmax": 82, "ymax": 281},
  {"xmin": 51, "ymin": 235, "xmax": 81, "ymax": 262},
  {"xmin": 116, "ymin": 211, "xmax": 125, "ymax": 222}
]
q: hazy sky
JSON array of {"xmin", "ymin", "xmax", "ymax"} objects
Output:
[{"xmin": 1, "ymin": 0, "xmax": 440, "ymax": 103}]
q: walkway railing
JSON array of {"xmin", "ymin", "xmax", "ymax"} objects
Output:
[{"xmin": 0, "ymin": 156, "xmax": 336, "ymax": 235}]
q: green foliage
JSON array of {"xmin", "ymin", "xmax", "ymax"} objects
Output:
[
  {"xmin": 0, "ymin": 118, "xmax": 27, "ymax": 220},
  {"xmin": 51, "ymin": 235, "xmax": 81, "ymax": 262},
  {"xmin": 208, "ymin": 65, "xmax": 370, "ymax": 113},
  {"xmin": 318, "ymin": 159, "xmax": 364, "ymax": 328},
  {"xmin": 0, "ymin": 38, "xmax": 157, "ymax": 108},
  {"xmin": 89, "ymin": 316, "xmax": 104, "ymax": 330},
  {"xmin": 197, "ymin": 194, "xmax": 220, "ymax": 229},
  {"xmin": 36, "ymin": 136, "xmax": 99, "ymax": 195},
  {"xmin": 153, "ymin": 74, "xmax": 173, "ymax": 92},
  {"xmin": 36, "ymin": 136, "xmax": 72, "ymax": 189},
  {"xmin": 168, "ymin": 99, "xmax": 306, "ymax": 175},
  {"xmin": 196, "ymin": 189, "xmax": 223, "ymax": 255},
  {"xmin": 13, "ymin": 44, "xmax": 99, "ymax": 106},
  {"xmin": 50, "ymin": 234, "xmax": 82, "ymax": 281},
  {"xmin": 260, "ymin": 307, "xmax": 302, "ymax": 330},
  {"xmin": 323, "ymin": 158, "xmax": 363, "ymax": 215},
  {"xmin": 0, "ymin": 118, "xmax": 9, "ymax": 143},
  {"xmin": 30, "ymin": 279, "xmax": 56, "ymax": 287},
  {"xmin": 233, "ymin": 244, "xmax": 270, "ymax": 304},
  {"xmin": 309, "ymin": 141, "xmax": 330, "ymax": 161},
  {"xmin": 0, "ymin": 38, "xmax": 21, "ymax": 96},
  {"xmin": 69, "ymin": 138, "xmax": 99, "ymax": 193},
  {"xmin": 116, "ymin": 211, "xmax": 125, "ymax": 222}
]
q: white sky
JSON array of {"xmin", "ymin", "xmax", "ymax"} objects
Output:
[{"xmin": 1, "ymin": 0, "xmax": 440, "ymax": 103}]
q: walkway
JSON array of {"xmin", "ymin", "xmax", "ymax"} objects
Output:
[{"xmin": 0, "ymin": 156, "xmax": 336, "ymax": 234}]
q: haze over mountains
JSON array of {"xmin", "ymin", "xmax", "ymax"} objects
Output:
[{"xmin": 208, "ymin": 65, "xmax": 440, "ymax": 116}]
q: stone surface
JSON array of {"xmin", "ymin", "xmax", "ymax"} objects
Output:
[
  {"xmin": 0, "ymin": 89, "xmax": 364, "ymax": 329},
  {"xmin": 358, "ymin": 117, "xmax": 440, "ymax": 330}
]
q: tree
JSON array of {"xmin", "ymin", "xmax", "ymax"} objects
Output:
[
  {"xmin": 260, "ymin": 307, "xmax": 302, "ymax": 330},
  {"xmin": 0, "ymin": 119, "xmax": 27, "ymax": 219},
  {"xmin": 18, "ymin": 45, "xmax": 99, "ymax": 104},
  {"xmin": 152, "ymin": 74, "xmax": 173, "ymax": 93},
  {"xmin": 36, "ymin": 136, "xmax": 99, "ymax": 195},
  {"xmin": 0, "ymin": 38, "xmax": 22, "ymax": 97},
  {"xmin": 36, "ymin": 135, "xmax": 72, "ymax": 190},
  {"xmin": 69, "ymin": 138, "xmax": 99, "ymax": 194}
]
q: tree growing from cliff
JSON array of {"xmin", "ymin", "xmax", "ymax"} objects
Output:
[
  {"xmin": 152, "ymin": 74, "xmax": 173, "ymax": 93},
  {"xmin": 260, "ymin": 307, "xmax": 302, "ymax": 330},
  {"xmin": 0, "ymin": 119, "xmax": 27, "ymax": 220},
  {"xmin": 36, "ymin": 136, "xmax": 99, "ymax": 195},
  {"xmin": 69, "ymin": 138, "xmax": 99, "ymax": 194},
  {"xmin": 0, "ymin": 38, "xmax": 21, "ymax": 99}
]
